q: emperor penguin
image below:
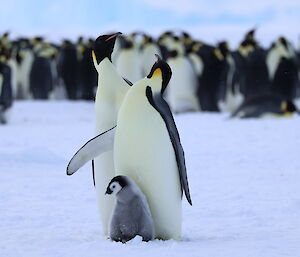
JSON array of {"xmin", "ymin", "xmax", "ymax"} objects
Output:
[
  {"xmin": 15, "ymin": 39, "xmax": 34, "ymax": 99},
  {"xmin": 91, "ymin": 33, "xmax": 131, "ymax": 236},
  {"xmin": 266, "ymin": 37, "xmax": 299, "ymax": 101},
  {"xmin": 114, "ymin": 56, "xmax": 192, "ymax": 240},
  {"xmin": 0, "ymin": 52, "xmax": 13, "ymax": 124},
  {"xmin": 115, "ymin": 36, "xmax": 142, "ymax": 83},
  {"xmin": 230, "ymin": 94, "xmax": 300, "ymax": 118},
  {"xmin": 66, "ymin": 56, "xmax": 192, "ymax": 240},
  {"xmin": 166, "ymin": 36, "xmax": 200, "ymax": 113},
  {"xmin": 105, "ymin": 175, "xmax": 154, "ymax": 243},
  {"xmin": 57, "ymin": 40, "xmax": 78, "ymax": 100},
  {"xmin": 140, "ymin": 34, "xmax": 162, "ymax": 77},
  {"xmin": 215, "ymin": 41, "xmax": 239, "ymax": 112},
  {"xmin": 30, "ymin": 38, "xmax": 54, "ymax": 99},
  {"xmin": 157, "ymin": 31, "xmax": 175, "ymax": 60}
]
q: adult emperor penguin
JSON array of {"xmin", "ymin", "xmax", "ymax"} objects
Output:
[
  {"xmin": 115, "ymin": 36, "xmax": 142, "ymax": 83},
  {"xmin": 140, "ymin": 34, "xmax": 162, "ymax": 77},
  {"xmin": 230, "ymin": 94, "xmax": 300, "ymax": 118},
  {"xmin": 166, "ymin": 37, "xmax": 200, "ymax": 113},
  {"xmin": 266, "ymin": 37, "xmax": 299, "ymax": 101},
  {"xmin": 114, "ymin": 56, "xmax": 192, "ymax": 240},
  {"xmin": 91, "ymin": 32, "xmax": 131, "ymax": 236},
  {"xmin": 15, "ymin": 39, "xmax": 34, "ymax": 99},
  {"xmin": 0, "ymin": 52, "xmax": 13, "ymax": 124}
]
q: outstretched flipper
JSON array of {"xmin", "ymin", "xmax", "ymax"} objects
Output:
[
  {"xmin": 145, "ymin": 86, "xmax": 192, "ymax": 205},
  {"xmin": 66, "ymin": 126, "xmax": 116, "ymax": 176}
]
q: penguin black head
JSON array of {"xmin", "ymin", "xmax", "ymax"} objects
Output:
[
  {"xmin": 147, "ymin": 54, "xmax": 172, "ymax": 94},
  {"xmin": 143, "ymin": 34, "xmax": 153, "ymax": 44},
  {"xmin": 278, "ymin": 36, "xmax": 288, "ymax": 50},
  {"xmin": 167, "ymin": 49, "xmax": 178, "ymax": 59},
  {"xmin": 245, "ymin": 29, "xmax": 256, "ymax": 40},
  {"xmin": 218, "ymin": 41, "xmax": 230, "ymax": 58},
  {"xmin": 119, "ymin": 37, "xmax": 133, "ymax": 49},
  {"xmin": 105, "ymin": 176, "xmax": 128, "ymax": 195},
  {"xmin": 77, "ymin": 36, "xmax": 84, "ymax": 44},
  {"xmin": 93, "ymin": 32, "xmax": 121, "ymax": 64}
]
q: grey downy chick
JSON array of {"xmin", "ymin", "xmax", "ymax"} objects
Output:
[{"xmin": 105, "ymin": 175, "xmax": 154, "ymax": 243}]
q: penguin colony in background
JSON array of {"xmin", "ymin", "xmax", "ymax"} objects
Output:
[{"xmin": 1, "ymin": 28, "xmax": 300, "ymax": 124}]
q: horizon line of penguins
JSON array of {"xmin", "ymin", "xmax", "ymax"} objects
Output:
[{"xmin": 1, "ymin": 28, "xmax": 300, "ymax": 123}]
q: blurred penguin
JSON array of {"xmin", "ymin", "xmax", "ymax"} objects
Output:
[
  {"xmin": 57, "ymin": 40, "xmax": 78, "ymax": 100},
  {"xmin": 30, "ymin": 38, "xmax": 54, "ymax": 99},
  {"xmin": 140, "ymin": 34, "xmax": 162, "ymax": 77},
  {"xmin": 157, "ymin": 31, "xmax": 175, "ymax": 60},
  {"xmin": 216, "ymin": 41, "xmax": 241, "ymax": 112},
  {"xmin": 14, "ymin": 38, "xmax": 34, "ymax": 99},
  {"xmin": 231, "ymin": 94, "xmax": 299, "ymax": 118},
  {"xmin": 267, "ymin": 37, "xmax": 299, "ymax": 101},
  {"xmin": 233, "ymin": 29, "xmax": 270, "ymax": 100},
  {"xmin": 0, "ymin": 51, "xmax": 13, "ymax": 124},
  {"xmin": 115, "ymin": 36, "xmax": 142, "ymax": 83},
  {"xmin": 195, "ymin": 42, "xmax": 229, "ymax": 111},
  {"xmin": 167, "ymin": 36, "xmax": 199, "ymax": 113},
  {"xmin": 80, "ymin": 39, "xmax": 97, "ymax": 100}
]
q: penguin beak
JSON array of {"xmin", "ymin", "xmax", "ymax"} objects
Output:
[{"xmin": 105, "ymin": 32, "xmax": 122, "ymax": 42}]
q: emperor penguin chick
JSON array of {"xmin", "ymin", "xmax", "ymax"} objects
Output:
[{"xmin": 106, "ymin": 175, "xmax": 155, "ymax": 243}]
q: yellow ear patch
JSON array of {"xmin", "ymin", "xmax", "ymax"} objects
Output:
[
  {"xmin": 153, "ymin": 68, "xmax": 162, "ymax": 77},
  {"xmin": 214, "ymin": 48, "xmax": 224, "ymax": 61},
  {"xmin": 281, "ymin": 101, "xmax": 288, "ymax": 112},
  {"xmin": 192, "ymin": 42, "xmax": 203, "ymax": 52},
  {"xmin": 91, "ymin": 50, "xmax": 99, "ymax": 67}
]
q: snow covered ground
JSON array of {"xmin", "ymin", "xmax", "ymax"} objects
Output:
[{"xmin": 1, "ymin": 101, "xmax": 300, "ymax": 257}]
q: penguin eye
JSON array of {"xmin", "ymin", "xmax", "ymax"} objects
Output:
[{"xmin": 112, "ymin": 185, "xmax": 116, "ymax": 189}]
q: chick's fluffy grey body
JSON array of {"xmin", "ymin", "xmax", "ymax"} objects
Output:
[{"xmin": 109, "ymin": 179, "xmax": 154, "ymax": 243}]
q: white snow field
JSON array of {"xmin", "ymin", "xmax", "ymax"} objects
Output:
[{"xmin": 1, "ymin": 101, "xmax": 300, "ymax": 257}]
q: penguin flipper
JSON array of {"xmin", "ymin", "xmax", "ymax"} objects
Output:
[
  {"xmin": 145, "ymin": 87, "xmax": 192, "ymax": 205},
  {"xmin": 66, "ymin": 126, "xmax": 116, "ymax": 176}
]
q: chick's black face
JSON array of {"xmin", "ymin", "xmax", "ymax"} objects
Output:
[
  {"xmin": 147, "ymin": 56, "xmax": 172, "ymax": 94},
  {"xmin": 93, "ymin": 32, "xmax": 121, "ymax": 64},
  {"xmin": 105, "ymin": 175, "xmax": 128, "ymax": 195}
]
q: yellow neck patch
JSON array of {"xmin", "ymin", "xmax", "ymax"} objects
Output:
[
  {"xmin": 153, "ymin": 68, "xmax": 162, "ymax": 78},
  {"xmin": 281, "ymin": 102, "xmax": 288, "ymax": 112}
]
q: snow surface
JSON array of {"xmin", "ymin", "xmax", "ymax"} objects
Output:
[{"xmin": 1, "ymin": 101, "xmax": 300, "ymax": 257}]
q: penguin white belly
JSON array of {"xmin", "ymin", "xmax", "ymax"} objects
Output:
[
  {"xmin": 114, "ymin": 94, "xmax": 182, "ymax": 240},
  {"xmin": 115, "ymin": 50, "xmax": 142, "ymax": 83},
  {"xmin": 16, "ymin": 51, "xmax": 34, "ymax": 99},
  {"xmin": 8, "ymin": 60, "xmax": 18, "ymax": 99},
  {"xmin": 167, "ymin": 58, "xmax": 199, "ymax": 113}
]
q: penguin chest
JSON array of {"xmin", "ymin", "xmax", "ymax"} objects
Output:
[{"xmin": 115, "ymin": 98, "xmax": 180, "ymax": 193}]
